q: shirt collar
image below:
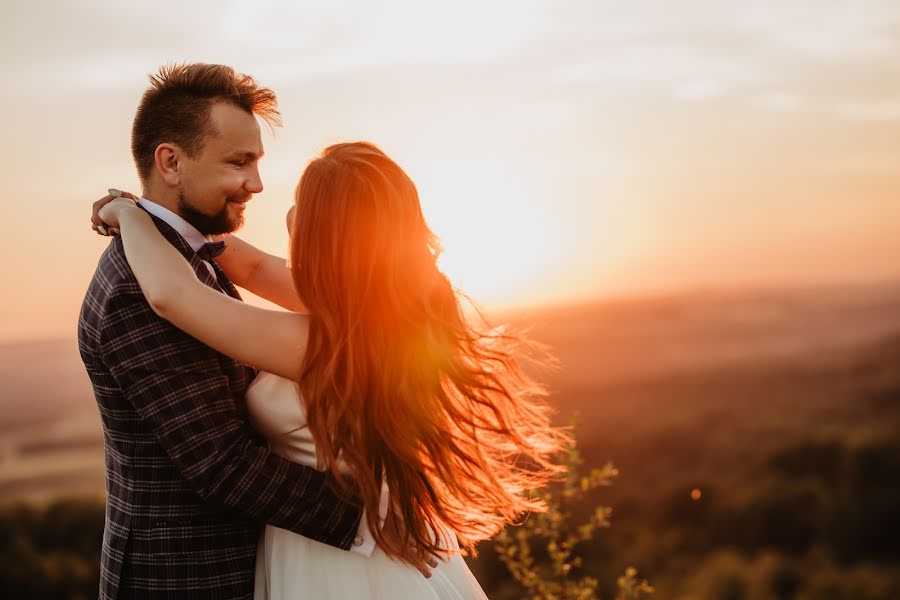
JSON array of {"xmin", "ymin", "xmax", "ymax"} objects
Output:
[{"xmin": 137, "ymin": 197, "xmax": 212, "ymax": 253}]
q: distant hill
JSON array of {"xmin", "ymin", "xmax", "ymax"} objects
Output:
[
  {"xmin": 500, "ymin": 280, "xmax": 900, "ymax": 386},
  {"xmin": 1, "ymin": 281, "xmax": 899, "ymax": 503},
  {"xmin": 0, "ymin": 338, "xmax": 95, "ymax": 432},
  {"xmin": 497, "ymin": 281, "xmax": 900, "ymax": 490}
]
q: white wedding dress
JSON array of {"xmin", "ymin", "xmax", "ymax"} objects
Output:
[{"xmin": 246, "ymin": 371, "xmax": 489, "ymax": 599}]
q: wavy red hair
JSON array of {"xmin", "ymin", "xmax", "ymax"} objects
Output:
[{"xmin": 289, "ymin": 142, "xmax": 569, "ymax": 561}]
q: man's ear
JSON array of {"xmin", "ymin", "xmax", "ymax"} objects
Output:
[{"xmin": 154, "ymin": 143, "xmax": 182, "ymax": 186}]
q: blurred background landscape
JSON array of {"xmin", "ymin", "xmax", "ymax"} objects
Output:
[
  {"xmin": 3, "ymin": 281, "xmax": 899, "ymax": 598},
  {"xmin": 2, "ymin": 1, "xmax": 900, "ymax": 598}
]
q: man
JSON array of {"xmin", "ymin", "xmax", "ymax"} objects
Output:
[{"xmin": 78, "ymin": 63, "xmax": 421, "ymax": 599}]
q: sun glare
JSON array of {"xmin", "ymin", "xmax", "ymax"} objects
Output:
[{"xmin": 410, "ymin": 153, "xmax": 561, "ymax": 308}]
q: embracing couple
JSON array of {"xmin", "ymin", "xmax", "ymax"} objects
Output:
[{"xmin": 78, "ymin": 63, "xmax": 568, "ymax": 599}]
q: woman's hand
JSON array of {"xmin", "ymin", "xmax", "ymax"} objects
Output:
[{"xmin": 92, "ymin": 189, "xmax": 139, "ymax": 236}]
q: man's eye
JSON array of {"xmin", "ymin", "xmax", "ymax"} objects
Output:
[{"xmin": 231, "ymin": 160, "xmax": 246, "ymax": 166}]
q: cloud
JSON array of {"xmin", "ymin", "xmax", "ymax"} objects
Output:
[
  {"xmin": 836, "ymin": 100, "xmax": 900, "ymax": 122},
  {"xmin": 671, "ymin": 79, "xmax": 727, "ymax": 101},
  {"xmin": 751, "ymin": 91, "xmax": 805, "ymax": 113}
]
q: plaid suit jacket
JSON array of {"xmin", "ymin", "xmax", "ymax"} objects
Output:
[{"xmin": 78, "ymin": 212, "xmax": 363, "ymax": 599}]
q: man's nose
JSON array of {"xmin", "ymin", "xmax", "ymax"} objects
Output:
[{"xmin": 245, "ymin": 166, "xmax": 264, "ymax": 194}]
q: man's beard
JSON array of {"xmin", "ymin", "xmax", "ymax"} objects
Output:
[{"xmin": 177, "ymin": 191, "xmax": 245, "ymax": 235}]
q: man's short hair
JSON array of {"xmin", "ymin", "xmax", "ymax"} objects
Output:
[{"xmin": 131, "ymin": 63, "xmax": 281, "ymax": 182}]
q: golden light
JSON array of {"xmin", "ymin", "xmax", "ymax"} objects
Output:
[
  {"xmin": 690, "ymin": 488, "xmax": 702, "ymax": 501},
  {"xmin": 410, "ymin": 152, "xmax": 563, "ymax": 308}
]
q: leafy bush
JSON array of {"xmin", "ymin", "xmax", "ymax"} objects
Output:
[
  {"xmin": 0, "ymin": 497, "xmax": 104, "ymax": 599},
  {"xmin": 494, "ymin": 438, "xmax": 653, "ymax": 600}
]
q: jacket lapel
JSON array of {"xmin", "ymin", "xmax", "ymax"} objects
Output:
[
  {"xmin": 144, "ymin": 209, "xmax": 226, "ymax": 292},
  {"xmin": 209, "ymin": 260, "xmax": 243, "ymax": 300},
  {"xmin": 143, "ymin": 208, "xmax": 257, "ymax": 394}
]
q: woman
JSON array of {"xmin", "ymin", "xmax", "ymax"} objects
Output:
[{"xmin": 93, "ymin": 142, "xmax": 569, "ymax": 598}]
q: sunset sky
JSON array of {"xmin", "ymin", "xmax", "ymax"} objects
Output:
[{"xmin": 1, "ymin": 0, "xmax": 899, "ymax": 343}]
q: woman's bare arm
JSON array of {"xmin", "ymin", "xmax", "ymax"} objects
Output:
[
  {"xmin": 102, "ymin": 200, "xmax": 309, "ymax": 380},
  {"xmin": 214, "ymin": 235, "xmax": 308, "ymax": 313}
]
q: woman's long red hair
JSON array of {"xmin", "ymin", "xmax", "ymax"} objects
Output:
[{"xmin": 290, "ymin": 142, "xmax": 569, "ymax": 560}]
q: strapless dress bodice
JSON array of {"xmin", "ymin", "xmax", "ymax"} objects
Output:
[
  {"xmin": 246, "ymin": 375, "xmax": 486, "ymax": 599},
  {"xmin": 246, "ymin": 371, "xmax": 321, "ymax": 470}
]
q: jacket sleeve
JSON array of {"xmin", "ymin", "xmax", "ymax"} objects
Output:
[{"xmin": 99, "ymin": 281, "xmax": 362, "ymax": 550}]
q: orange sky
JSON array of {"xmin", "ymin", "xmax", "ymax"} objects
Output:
[{"xmin": 2, "ymin": 1, "xmax": 899, "ymax": 343}]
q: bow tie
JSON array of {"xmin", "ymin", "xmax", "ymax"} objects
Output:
[{"xmin": 196, "ymin": 240, "xmax": 226, "ymax": 262}]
